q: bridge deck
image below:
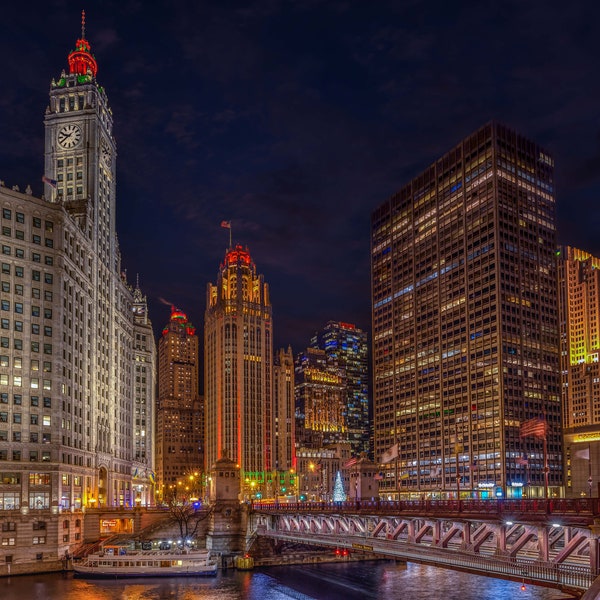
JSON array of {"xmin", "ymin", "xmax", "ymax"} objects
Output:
[{"xmin": 253, "ymin": 498, "xmax": 600, "ymax": 525}]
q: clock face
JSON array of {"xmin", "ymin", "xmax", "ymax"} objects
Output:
[
  {"xmin": 57, "ymin": 124, "xmax": 82, "ymax": 149},
  {"xmin": 101, "ymin": 138, "xmax": 111, "ymax": 164}
]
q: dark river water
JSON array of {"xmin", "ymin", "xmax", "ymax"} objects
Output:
[{"xmin": 0, "ymin": 562, "xmax": 574, "ymax": 599}]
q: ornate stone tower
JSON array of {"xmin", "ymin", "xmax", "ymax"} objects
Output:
[
  {"xmin": 39, "ymin": 12, "xmax": 152, "ymax": 508},
  {"xmin": 44, "ymin": 10, "xmax": 116, "ymax": 255},
  {"xmin": 206, "ymin": 456, "xmax": 245, "ymax": 555},
  {"xmin": 0, "ymin": 12, "xmax": 156, "ymax": 573},
  {"xmin": 204, "ymin": 245, "xmax": 273, "ymax": 496}
]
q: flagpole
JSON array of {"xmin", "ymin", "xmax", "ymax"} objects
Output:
[
  {"xmin": 456, "ymin": 442, "xmax": 460, "ymax": 501},
  {"xmin": 394, "ymin": 434, "xmax": 399, "ymax": 501},
  {"xmin": 543, "ymin": 434, "xmax": 549, "ymax": 500},
  {"xmin": 589, "ymin": 443, "xmax": 593, "ymax": 499},
  {"xmin": 221, "ymin": 221, "xmax": 233, "ymax": 249},
  {"xmin": 453, "ymin": 419, "xmax": 460, "ymax": 501}
]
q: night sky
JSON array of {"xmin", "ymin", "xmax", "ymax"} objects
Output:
[{"xmin": 1, "ymin": 1, "xmax": 599, "ymax": 355}]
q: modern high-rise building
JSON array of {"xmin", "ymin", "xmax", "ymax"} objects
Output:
[
  {"xmin": 0, "ymin": 14, "xmax": 155, "ymax": 567},
  {"xmin": 310, "ymin": 321, "xmax": 370, "ymax": 457},
  {"xmin": 371, "ymin": 122, "xmax": 562, "ymax": 500},
  {"xmin": 273, "ymin": 346, "xmax": 295, "ymax": 473},
  {"xmin": 155, "ymin": 307, "xmax": 203, "ymax": 499},
  {"xmin": 558, "ymin": 246, "xmax": 600, "ymax": 498},
  {"xmin": 204, "ymin": 245, "xmax": 273, "ymax": 495},
  {"xmin": 295, "ymin": 347, "xmax": 346, "ymax": 449}
]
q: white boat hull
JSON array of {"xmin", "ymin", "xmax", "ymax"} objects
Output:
[{"xmin": 73, "ymin": 550, "xmax": 218, "ymax": 578}]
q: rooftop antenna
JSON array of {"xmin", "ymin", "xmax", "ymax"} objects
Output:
[{"xmin": 81, "ymin": 10, "xmax": 86, "ymax": 39}]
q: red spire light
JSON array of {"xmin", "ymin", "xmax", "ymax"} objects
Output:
[
  {"xmin": 68, "ymin": 10, "xmax": 98, "ymax": 77},
  {"xmin": 170, "ymin": 306, "xmax": 188, "ymax": 322},
  {"xmin": 225, "ymin": 245, "xmax": 251, "ymax": 266}
]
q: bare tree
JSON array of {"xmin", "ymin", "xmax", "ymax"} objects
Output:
[{"xmin": 166, "ymin": 496, "xmax": 213, "ymax": 540}]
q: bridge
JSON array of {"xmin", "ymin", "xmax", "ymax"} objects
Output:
[{"xmin": 250, "ymin": 498, "xmax": 600, "ymax": 598}]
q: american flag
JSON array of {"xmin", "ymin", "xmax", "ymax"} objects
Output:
[
  {"xmin": 343, "ymin": 457, "xmax": 358, "ymax": 468},
  {"xmin": 42, "ymin": 175, "xmax": 57, "ymax": 188},
  {"xmin": 220, "ymin": 220, "xmax": 231, "ymax": 229},
  {"xmin": 516, "ymin": 454, "xmax": 529, "ymax": 466},
  {"xmin": 519, "ymin": 418, "xmax": 548, "ymax": 439},
  {"xmin": 374, "ymin": 472, "xmax": 384, "ymax": 481}
]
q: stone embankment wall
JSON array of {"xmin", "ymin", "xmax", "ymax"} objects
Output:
[{"xmin": 0, "ymin": 559, "xmax": 67, "ymax": 577}]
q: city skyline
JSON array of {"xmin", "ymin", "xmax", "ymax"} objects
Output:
[{"xmin": 1, "ymin": 2, "xmax": 599, "ymax": 351}]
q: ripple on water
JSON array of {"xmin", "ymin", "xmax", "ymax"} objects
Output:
[{"xmin": 0, "ymin": 563, "xmax": 578, "ymax": 600}]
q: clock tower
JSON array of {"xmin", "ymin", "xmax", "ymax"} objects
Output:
[
  {"xmin": 44, "ymin": 10, "xmax": 115, "ymax": 264},
  {"xmin": 42, "ymin": 13, "xmax": 155, "ymax": 508}
]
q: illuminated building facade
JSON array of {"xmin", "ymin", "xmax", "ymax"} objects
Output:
[
  {"xmin": 371, "ymin": 122, "xmax": 562, "ymax": 499},
  {"xmin": 295, "ymin": 347, "xmax": 346, "ymax": 448},
  {"xmin": 296, "ymin": 442, "xmax": 352, "ymax": 502},
  {"xmin": 155, "ymin": 307, "xmax": 203, "ymax": 498},
  {"xmin": 131, "ymin": 284, "xmax": 156, "ymax": 505},
  {"xmin": 273, "ymin": 346, "xmax": 295, "ymax": 472},
  {"xmin": 558, "ymin": 246, "xmax": 600, "ymax": 497},
  {"xmin": 204, "ymin": 245, "xmax": 273, "ymax": 494},
  {"xmin": 0, "ymin": 14, "xmax": 155, "ymax": 571},
  {"xmin": 310, "ymin": 321, "xmax": 370, "ymax": 457}
]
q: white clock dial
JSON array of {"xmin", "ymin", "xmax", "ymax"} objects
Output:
[{"xmin": 57, "ymin": 124, "xmax": 82, "ymax": 149}]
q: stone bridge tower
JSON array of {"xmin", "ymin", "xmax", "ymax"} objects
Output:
[{"xmin": 206, "ymin": 456, "xmax": 246, "ymax": 554}]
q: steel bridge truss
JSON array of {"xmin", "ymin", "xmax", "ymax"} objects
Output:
[{"xmin": 251, "ymin": 510, "xmax": 600, "ymax": 592}]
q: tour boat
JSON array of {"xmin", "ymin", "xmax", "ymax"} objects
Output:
[{"xmin": 73, "ymin": 547, "xmax": 218, "ymax": 578}]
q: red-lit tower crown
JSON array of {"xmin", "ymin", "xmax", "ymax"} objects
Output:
[
  {"xmin": 161, "ymin": 306, "xmax": 196, "ymax": 337},
  {"xmin": 67, "ymin": 10, "xmax": 98, "ymax": 77},
  {"xmin": 224, "ymin": 244, "xmax": 252, "ymax": 267}
]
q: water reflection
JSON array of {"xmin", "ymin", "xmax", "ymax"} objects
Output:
[
  {"xmin": 0, "ymin": 562, "xmax": 575, "ymax": 599},
  {"xmin": 263, "ymin": 562, "xmax": 569, "ymax": 600}
]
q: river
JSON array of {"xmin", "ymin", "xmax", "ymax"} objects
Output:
[{"xmin": 0, "ymin": 561, "xmax": 575, "ymax": 599}]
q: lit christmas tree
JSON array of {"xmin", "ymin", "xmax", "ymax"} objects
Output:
[{"xmin": 332, "ymin": 471, "xmax": 346, "ymax": 502}]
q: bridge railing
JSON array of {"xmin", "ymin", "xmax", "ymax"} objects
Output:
[{"xmin": 252, "ymin": 497, "xmax": 600, "ymax": 518}]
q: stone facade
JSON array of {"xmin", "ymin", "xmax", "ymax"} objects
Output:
[{"xmin": 0, "ymin": 18, "xmax": 155, "ymax": 574}]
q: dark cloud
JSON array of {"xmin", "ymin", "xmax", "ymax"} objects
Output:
[{"xmin": 2, "ymin": 0, "xmax": 600, "ymax": 355}]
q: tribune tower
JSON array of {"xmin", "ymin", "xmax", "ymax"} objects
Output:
[{"xmin": 204, "ymin": 245, "xmax": 273, "ymax": 494}]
